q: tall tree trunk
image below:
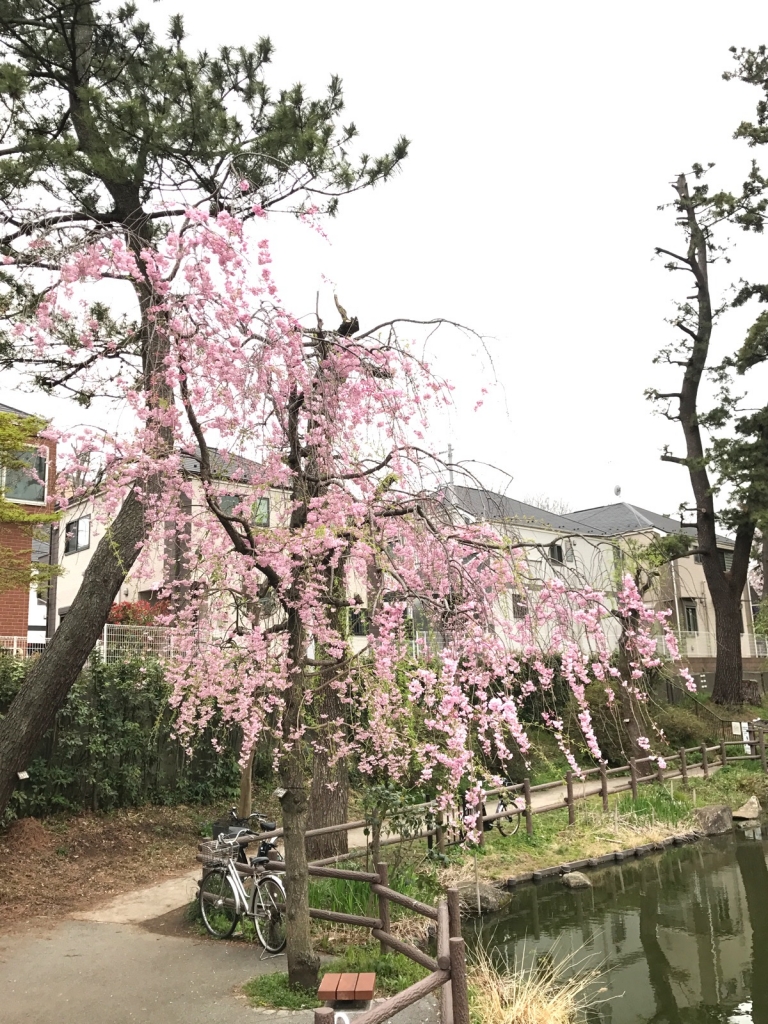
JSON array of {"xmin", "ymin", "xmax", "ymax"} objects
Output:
[
  {"xmin": 306, "ymin": 673, "xmax": 349, "ymax": 860},
  {"xmin": 279, "ymin": 611, "xmax": 319, "ymax": 990},
  {"xmin": 658, "ymin": 175, "xmax": 755, "ymax": 706},
  {"xmin": 0, "ymin": 491, "xmax": 145, "ymax": 815},
  {"xmin": 306, "ymin": 568, "xmax": 350, "ymax": 860},
  {"xmin": 712, "ymin": 592, "xmax": 745, "ymax": 705}
]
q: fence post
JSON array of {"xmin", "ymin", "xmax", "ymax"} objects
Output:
[
  {"xmin": 565, "ymin": 770, "xmax": 575, "ymax": 826},
  {"xmin": 447, "ymin": 887, "xmax": 462, "ymax": 939},
  {"xmin": 101, "ymin": 623, "xmax": 108, "ymax": 663},
  {"xmin": 449, "ymin": 936, "xmax": 471, "ymax": 1024},
  {"xmin": 437, "ymin": 810, "xmax": 446, "ymax": 856},
  {"xmin": 600, "ymin": 765, "xmax": 609, "ymax": 813},
  {"xmin": 656, "ymin": 759, "xmax": 665, "ymax": 786},
  {"xmin": 679, "ymin": 748, "xmax": 688, "ymax": 784},
  {"xmin": 376, "ymin": 862, "xmax": 391, "ymax": 955},
  {"xmin": 438, "ymin": 901, "xmax": 454, "ymax": 1024},
  {"xmin": 629, "ymin": 759, "xmax": 638, "ymax": 802},
  {"xmin": 761, "ymin": 728, "xmax": 767, "ymax": 774},
  {"xmin": 523, "ymin": 777, "xmax": 533, "ymax": 836},
  {"xmin": 700, "ymin": 744, "xmax": 709, "ymax": 779},
  {"xmin": 720, "ymin": 739, "xmax": 728, "ymax": 768},
  {"xmin": 314, "ymin": 1009, "xmax": 334, "ymax": 1024}
]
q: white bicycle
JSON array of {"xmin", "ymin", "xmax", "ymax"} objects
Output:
[{"xmin": 198, "ymin": 833, "xmax": 287, "ymax": 953}]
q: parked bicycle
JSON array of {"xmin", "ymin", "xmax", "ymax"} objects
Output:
[
  {"xmin": 445, "ymin": 791, "xmax": 521, "ymax": 843},
  {"xmin": 198, "ymin": 830, "xmax": 287, "ymax": 952},
  {"xmin": 215, "ymin": 807, "xmax": 283, "ymax": 865}
]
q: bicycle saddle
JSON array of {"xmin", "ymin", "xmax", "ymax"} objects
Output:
[
  {"xmin": 260, "ymin": 821, "xmax": 277, "ymax": 832},
  {"xmin": 248, "ymin": 855, "xmax": 272, "ymax": 866}
]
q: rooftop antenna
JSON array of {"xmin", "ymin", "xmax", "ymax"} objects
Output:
[{"xmin": 447, "ymin": 443, "xmax": 455, "ymax": 487}]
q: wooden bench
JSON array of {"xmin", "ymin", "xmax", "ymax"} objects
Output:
[{"xmin": 317, "ymin": 972, "xmax": 376, "ymax": 1002}]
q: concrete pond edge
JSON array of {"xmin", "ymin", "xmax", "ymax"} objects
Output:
[{"xmin": 502, "ymin": 830, "xmax": 702, "ymax": 889}]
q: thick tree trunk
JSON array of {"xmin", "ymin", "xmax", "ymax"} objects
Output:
[
  {"xmin": 306, "ymin": 670, "xmax": 349, "ymax": 860},
  {"xmin": 0, "ymin": 490, "xmax": 145, "ymax": 816},
  {"xmin": 712, "ymin": 593, "xmax": 745, "ymax": 705},
  {"xmin": 279, "ymin": 611, "xmax": 319, "ymax": 990},
  {"xmin": 306, "ymin": 750, "xmax": 349, "ymax": 860},
  {"xmin": 279, "ymin": 746, "xmax": 318, "ymax": 989}
]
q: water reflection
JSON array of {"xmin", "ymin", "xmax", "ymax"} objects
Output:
[{"xmin": 476, "ymin": 833, "xmax": 768, "ymax": 1024}]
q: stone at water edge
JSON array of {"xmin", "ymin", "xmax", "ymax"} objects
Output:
[
  {"xmin": 561, "ymin": 871, "xmax": 591, "ymax": 890},
  {"xmin": 733, "ymin": 796, "xmax": 762, "ymax": 820},
  {"xmin": 737, "ymin": 818, "xmax": 762, "ymax": 830},
  {"xmin": 455, "ymin": 880, "xmax": 512, "ymax": 915},
  {"xmin": 693, "ymin": 804, "xmax": 733, "ymax": 835}
]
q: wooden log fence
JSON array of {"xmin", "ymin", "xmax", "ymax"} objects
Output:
[
  {"xmin": 208, "ymin": 726, "xmax": 768, "ymax": 879},
  {"xmin": 198, "ymin": 725, "xmax": 768, "ymax": 1024}
]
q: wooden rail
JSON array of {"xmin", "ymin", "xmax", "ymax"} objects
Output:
[{"xmin": 299, "ymin": 862, "xmax": 469, "ymax": 1024}]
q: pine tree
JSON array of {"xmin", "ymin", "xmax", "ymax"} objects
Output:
[{"xmin": 0, "ymin": 0, "xmax": 408, "ymax": 814}]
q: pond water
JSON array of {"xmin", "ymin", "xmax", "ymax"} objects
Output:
[{"xmin": 474, "ymin": 828, "xmax": 768, "ymax": 1024}]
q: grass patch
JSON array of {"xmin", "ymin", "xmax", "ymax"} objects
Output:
[
  {"xmin": 324, "ymin": 943, "xmax": 429, "ymax": 996},
  {"xmin": 308, "ymin": 859, "xmax": 439, "ymax": 921},
  {"xmin": 243, "ymin": 973, "xmax": 321, "ymax": 1010},
  {"xmin": 243, "ymin": 944, "xmax": 428, "ymax": 1008},
  {"xmin": 443, "ymin": 763, "xmax": 768, "ymax": 886}
]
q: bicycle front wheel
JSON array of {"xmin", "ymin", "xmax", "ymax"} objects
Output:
[
  {"xmin": 252, "ymin": 874, "xmax": 287, "ymax": 953},
  {"xmin": 199, "ymin": 868, "xmax": 240, "ymax": 938},
  {"xmin": 496, "ymin": 798, "xmax": 520, "ymax": 837}
]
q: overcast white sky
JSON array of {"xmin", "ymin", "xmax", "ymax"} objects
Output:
[{"xmin": 5, "ymin": 0, "xmax": 768, "ymax": 517}]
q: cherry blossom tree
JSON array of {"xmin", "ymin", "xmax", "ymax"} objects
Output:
[{"xmin": 12, "ymin": 212, "xmax": 689, "ymax": 987}]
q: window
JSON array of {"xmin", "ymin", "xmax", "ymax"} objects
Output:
[
  {"xmin": 64, "ymin": 516, "xmax": 90, "ymax": 554},
  {"xmin": 3, "ymin": 450, "xmax": 47, "ymax": 504},
  {"xmin": 718, "ymin": 549, "xmax": 734, "ymax": 572},
  {"xmin": 512, "ymin": 593, "xmax": 528, "ymax": 620},
  {"xmin": 682, "ymin": 600, "xmax": 698, "ymax": 634},
  {"xmin": 349, "ymin": 609, "xmax": 369, "ymax": 636},
  {"xmin": 693, "ymin": 552, "xmax": 703, "ymax": 564},
  {"xmin": 548, "ymin": 542, "xmax": 564, "ymax": 565},
  {"xmin": 219, "ymin": 495, "xmax": 269, "ymax": 526}
]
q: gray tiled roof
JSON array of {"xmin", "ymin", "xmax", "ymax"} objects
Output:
[
  {"xmin": 0, "ymin": 401, "xmax": 33, "ymax": 416},
  {"xmin": 181, "ymin": 447, "xmax": 260, "ymax": 482},
  {"xmin": 450, "ymin": 486, "xmax": 606, "ymax": 535},
  {"xmin": 563, "ymin": 502, "xmax": 733, "ymax": 547}
]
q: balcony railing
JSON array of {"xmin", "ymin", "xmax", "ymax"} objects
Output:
[{"xmin": 657, "ymin": 630, "xmax": 768, "ymax": 661}]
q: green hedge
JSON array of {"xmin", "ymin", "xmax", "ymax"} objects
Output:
[{"xmin": 0, "ymin": 656, "xmax": 242, "ymax": 820}]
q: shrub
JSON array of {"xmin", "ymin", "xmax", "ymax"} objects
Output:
[{"xmin": 0, "ymin": 655, "xmax": 243, "ymax": 820}]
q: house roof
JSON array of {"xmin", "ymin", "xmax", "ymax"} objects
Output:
[
  {"xmin": 181, "ymin": 447, "xmax": 260, "ymax": 483},
  {"xmin": 450, "ymin": 486, "xmax": 606, "ymax": 536},
  {"xmin": 563, "ymin": 502, "xmax": 734, "ymax": 548},
  {"xmin": 0, "ymin": 401, "xmax": 34, "ymax": 417}
]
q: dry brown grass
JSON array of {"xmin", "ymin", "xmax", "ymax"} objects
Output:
[{"xmin": 468, "ymin": 945, "xmax": 605, "ymax": 1024}]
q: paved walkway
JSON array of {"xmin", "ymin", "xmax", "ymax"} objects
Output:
[
  {"xmin": 0, "ymin": 911, "xmax": 437, "ymax": 1024},
  {"xmin": 2, "ymin": 765, "xmax": 708, "ymax": 1023}
]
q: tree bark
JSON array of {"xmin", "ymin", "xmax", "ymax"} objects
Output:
[
  {"xmin": 306, "ymin": 676, "xmax": 349, "ymax": 860},
  {"xmin": 279, "ymin": 610, "xmax": 320, "ymax": 990},
  {"xmin": 661, "ymin": 175, "xmax": 755, "ymax": 706},
  {"xmin": 0, "ymin": 490, "xmax": 146, "ymax": 814}
]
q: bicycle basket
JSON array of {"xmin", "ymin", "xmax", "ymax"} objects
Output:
[{"xmin": 200, "ymin": 839, "xmax": 240, "ymax": 864}]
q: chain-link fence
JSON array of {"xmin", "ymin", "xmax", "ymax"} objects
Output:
[{"xmin": 0, "ymin": 624, "xmax": 179, "ymax": 662}]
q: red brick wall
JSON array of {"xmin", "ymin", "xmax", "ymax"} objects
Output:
[
  {"xmin": 0, "ymin": 437, "xmax": 57, "ymax": 637},
  {"xmin": 0, "ymin": 521, "xmax": 33, "ymax": 635}
]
